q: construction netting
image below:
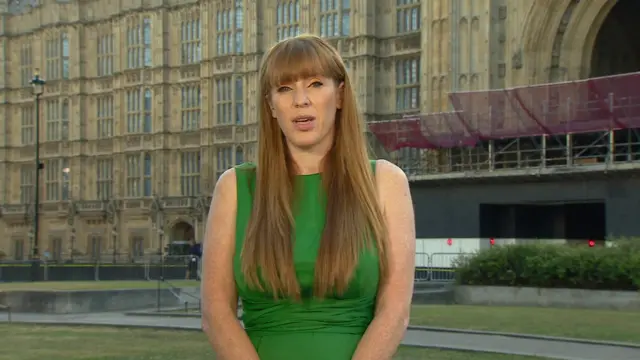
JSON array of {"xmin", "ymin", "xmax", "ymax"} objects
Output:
[{"xmin": 369, "ymin": 72, "xmax": 640, "ymax": 151}]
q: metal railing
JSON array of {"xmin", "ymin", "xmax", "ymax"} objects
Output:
[
  {"xmin": 0, "ymin": 255, "xmax": 199, "ymax": 282},
  {"xmin": 0, "ymin": 303, "xmax": 11, "ymax": 322},
  {"xmin": 414, "ymin": 252, "xmax": 471, "ymax": 282},
  {"xmin": 156, "ymin": 278, "xmax": 202, "ymax": 312},
  {"xmin": 1, "ymin": 253, "xmax": 466, "ymax": 284}
]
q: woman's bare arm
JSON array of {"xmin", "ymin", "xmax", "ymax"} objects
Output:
[
  {"xmin": 201, "ymin": 168, "xmax": 260, "ymax": 360},
  {"xmin": 352, "ymin": 160, "xmax": 416, "ymax": 360}
]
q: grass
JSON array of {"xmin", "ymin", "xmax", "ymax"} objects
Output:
[
  {"xmin": 0, "ymin": 324, "xmax": 547, "ymax": 360},
  {"xmin": 0, "ymin": 280, "xmax": 199, "ymax": 291},
  {"xmin": 2, "ymin": 280, "xmax": 637, "ymax": 346},
  {"xmin": 410, "ymin": 305, "xmax": 640, "ymax": 344},
  {"xmin": 163, "ymin": 304, "xmax": 640, "ymax": 344}
]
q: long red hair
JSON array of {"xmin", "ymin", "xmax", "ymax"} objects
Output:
[{"xmin": 241, "ymin": 34, "xmax": 388, "ymax": 299}]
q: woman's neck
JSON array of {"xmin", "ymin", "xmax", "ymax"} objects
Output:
[{"xmin": 288, "ymin": 147, "xmax": 329, "ymax": 175}]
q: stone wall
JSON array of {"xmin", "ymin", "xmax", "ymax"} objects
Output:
[
  {"xmin": 454, "ymin": 286, "xmax": 640, "ymax": 310},
  {"xmin": 0, "ymin": 288, "xmax": 182, "ymax": 314}
]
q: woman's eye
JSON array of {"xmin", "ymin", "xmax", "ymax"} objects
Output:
[
  {"xmin": 276, "ymin": 86, "xmax": 291, "ymax": 92},
  {"xmin": 310, "ymin": 81, "xmax": 323, "ymax": 87}
]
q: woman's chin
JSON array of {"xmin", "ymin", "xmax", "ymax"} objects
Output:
[{"xmin": 287, "ymin": 134, "xmax": 323, "ymax": 149}]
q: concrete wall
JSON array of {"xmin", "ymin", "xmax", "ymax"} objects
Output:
[
  {"xmin": 454, "ymin": 286, "xmax": 640, "ymax": 310},
  {"xmin": 0, "ymin": 288, "xmax": 182, "ymax": 314},
  {"xmin": 411, "ymin": 176, "xmax": 640, "ymax": 238}
]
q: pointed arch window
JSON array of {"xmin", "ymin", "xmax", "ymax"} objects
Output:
[
  {"xmin": 180, "ymin": 151, "xmax": 201, "ymax": 196},
  {"xmin": 20, "ymin": 43, "xmax": 33, "ymax": 86},
  {"xmin": 45, "ymin": 32, "xmax": 69, "ymax": 80},
  {"xmin": 217, "ymin": 1, "xmax": 243, "ymax": 55},
  {"xmin": 235, "ymin": 0, "xmax": 244, "ymax": 53},
  {"xmin": 127, "ymin": 17, "xmax": 152, "ymax": 69},
  {"xmin": 395, "ymin": 57, "xmax": 420, "ymax": 111},
  {"xmin": 319, "ymin": 0, "xmax": 350, "ymax": 37},
  {"xmin": 61, "ymin": 99, "xmax": 69, "ymax": 141},
  {"xmin": 396, "ymin": 0, "xmax": 420, "ymax": 34},
  {"xmin": 276, "ymin": 1, "xmax": 300, "ymax": 41},
  {"xmin": 97, "ymin": 32, "xmax": 114, "ymax": 76},
  {"xmin": 45, "ymin": 99, "xmax": 60, "ymax": 141},
  {"xmin": 181, "ymin": 84, "xmax": 201, "ymax": 130},
  {"xmin": 126, "ymin": 152, "xmax": 153, "ymax": 197},
  {"xmin": 97, "ymin": 95, "xmax": 114, "ymax": 138},
  {"xmin": 235, "ymin": 77, "xmax": 243, "ymax": 124},
  {"xmin": 143, "ymin": 17, "xmax": 152, "ymax": 66},
  {"xmin": 216, "ymin": 146, "xmax": 232, "ymax": 179},
  {"xmin": 143, "ymin": 89, "xmax": 152, "ymax": 133},
  {"xmin": 61, "ymin": 158, "xmax": 70, "ymax": 200},
  {"xmin": 143, "ymin": 153, "xmax": 152, "ymax": 196},
  {"xmin": 62, "ymin": 32, "xmax": 70, "ymax": 79},
  {"xmin": 128, "ymin": 88, "xmax": 152, "ymax": 134},
  {"xmin": 235, "ymin": 146, "xmax": 244, "ymax": 165},
  {"xmin": 180, "ymin": 17, "xmax": 201, "ymax": 64}
]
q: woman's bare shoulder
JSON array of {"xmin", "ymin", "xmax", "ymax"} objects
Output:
[
  {"xmin": 373, "ymin": 159, "xmax": 408, "ymax": 185},
  {"xmin": 211, "ymin": 168, "xmax": 237, "ymax": 205}
]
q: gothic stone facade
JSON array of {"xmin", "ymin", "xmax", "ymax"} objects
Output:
[{"xmin": 0, "ymin": 0, "xmax": 620, "ymax": 260}]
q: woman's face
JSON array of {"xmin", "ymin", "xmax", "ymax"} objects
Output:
[{"xmin": 269, "ymin": 75, "xmax": 343, "ymax": 151}]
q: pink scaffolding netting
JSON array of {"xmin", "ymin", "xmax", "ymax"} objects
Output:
[{"xmin": 369, "ymin": 72, "xmax": 640, "ymax": 151}]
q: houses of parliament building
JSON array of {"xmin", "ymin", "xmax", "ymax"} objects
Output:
[{"xmin": 0, "ymin": 0, "xmax": 636, "ymax": 261}]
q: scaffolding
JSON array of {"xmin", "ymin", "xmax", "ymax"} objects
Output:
[{"xmin": 369, "ymin": 72, "xmax": 640, "ymax": 180}]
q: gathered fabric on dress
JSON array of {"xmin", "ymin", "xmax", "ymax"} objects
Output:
[{"xmin": 233, "ymin": 162, "xmax": 380, "ymax": 360}]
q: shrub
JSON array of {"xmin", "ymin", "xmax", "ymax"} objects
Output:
[{"xmin": 454, "ymin": 242, "xmax": 640, "ymax": 291}]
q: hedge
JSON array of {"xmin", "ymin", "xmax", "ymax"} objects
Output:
[{"xmin": 453, "ymin": 239, "xmax": 640, "ymax": 291}]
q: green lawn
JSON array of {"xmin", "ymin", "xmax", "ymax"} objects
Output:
[
  {"xmin": 410, "ymin": 305, "xmax": 640, "ymax": 344},
  {"xmin": 0, "ymin": 324, "xmax": 546, "ymax": 360},
  {"xmin": 155, "ymin": 304, "xmax": 640, "ymax": 344},
  {"xmin": 0, "ymin": 280, "xmax": 199, "ymax": 291}
]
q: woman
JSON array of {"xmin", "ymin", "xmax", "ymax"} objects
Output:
[{"xmin": 201, "ymin": 34, "xmax": 415, "ymax": 360}]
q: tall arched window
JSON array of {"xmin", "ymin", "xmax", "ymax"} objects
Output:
[
  {"xmin": 61, "ymin": 99, "xmax": 69, "ymax": 140},
  {"xmin": 143, "ymin": 89, "xmax": 152, "ymax": 133},
  {"xmin": 235, "ymin": 146, "xmax": 244, "ymax": 165},
  {"xmin": 143, "ymin": 153, "xmax": 152, "ymax": 196},
  {"xmin": 143, "ymin": 17, "xmax": 152, "ymax": 66},
  {"xmin": 235, "ymin": 77, "xmax": 243, "ymax": 124}
]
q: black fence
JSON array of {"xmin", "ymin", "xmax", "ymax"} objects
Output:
[
  {"xmin": 0, "ymin": 256, "xmax": 200, "ymax": 283},
  {"xmin": 0, "ymin": 253, "xmax": 461, "ymax": 283}
]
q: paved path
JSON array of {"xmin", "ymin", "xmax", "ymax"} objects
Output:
[{"xmin": 1, "ymin": 312, "xmax": 639, "ymax": 360}]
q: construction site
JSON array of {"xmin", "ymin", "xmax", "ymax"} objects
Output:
[{"xmin": 370, "ymin": 72, "xmax": 640, "ymax": 245}]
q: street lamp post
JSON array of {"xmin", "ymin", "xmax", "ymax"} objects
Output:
[{"xmin": 30, "ymin": 70, "xmax": 46, "ymax": 281}]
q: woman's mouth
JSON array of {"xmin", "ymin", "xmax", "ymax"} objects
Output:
[{"xmin": 293, "ymin": 116, "xmax": 316, "ymax": 131}]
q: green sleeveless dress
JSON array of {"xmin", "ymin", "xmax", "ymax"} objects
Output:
[{"xmin": 233, "ymin": 162, "xmax": 380, "ymax": 360}]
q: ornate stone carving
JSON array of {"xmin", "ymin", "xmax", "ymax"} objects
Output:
[
  {"xmin": 125, "ymin": 135, "xmax": 142, "ymax": 149},
  {"xmin": 512, "ymin": 49, "xmax": 523, "ymax": 69},
  {"xmin": 104, "ymin": 199, "xmax": 118, "ymax": 224},
  {"xmin": 192, "ymin": 195, "xmax": 208, "ymax": 221},
  {"xmin": 24, "ymin": 203, "xmax": 35, "ymax": 224},
  {"xmin": 67, "ymin": 200, "xmax": 77, "ymax": 226},
  {"xmin": 149, "ymin": 195, "xmax": 163, "ymax": 226}
]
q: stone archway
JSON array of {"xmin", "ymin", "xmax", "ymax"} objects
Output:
[
  {"xmin": 588, "ymin": 0, "xmax": 640, "ymax": 77},
  {"xmin": 518, "ymin": 0, "xmax": 618, "ymax": 83},
  {"xmin": 555, "ymin": 0, "xmax": 618, "ymax": 79},
  {"xmin": 518, "ymin": 0, "xmax": 576, "ymax": 84},
  {"xmin": 170, "ymin": 220, "xmax": 194, "ymax": 243}
]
